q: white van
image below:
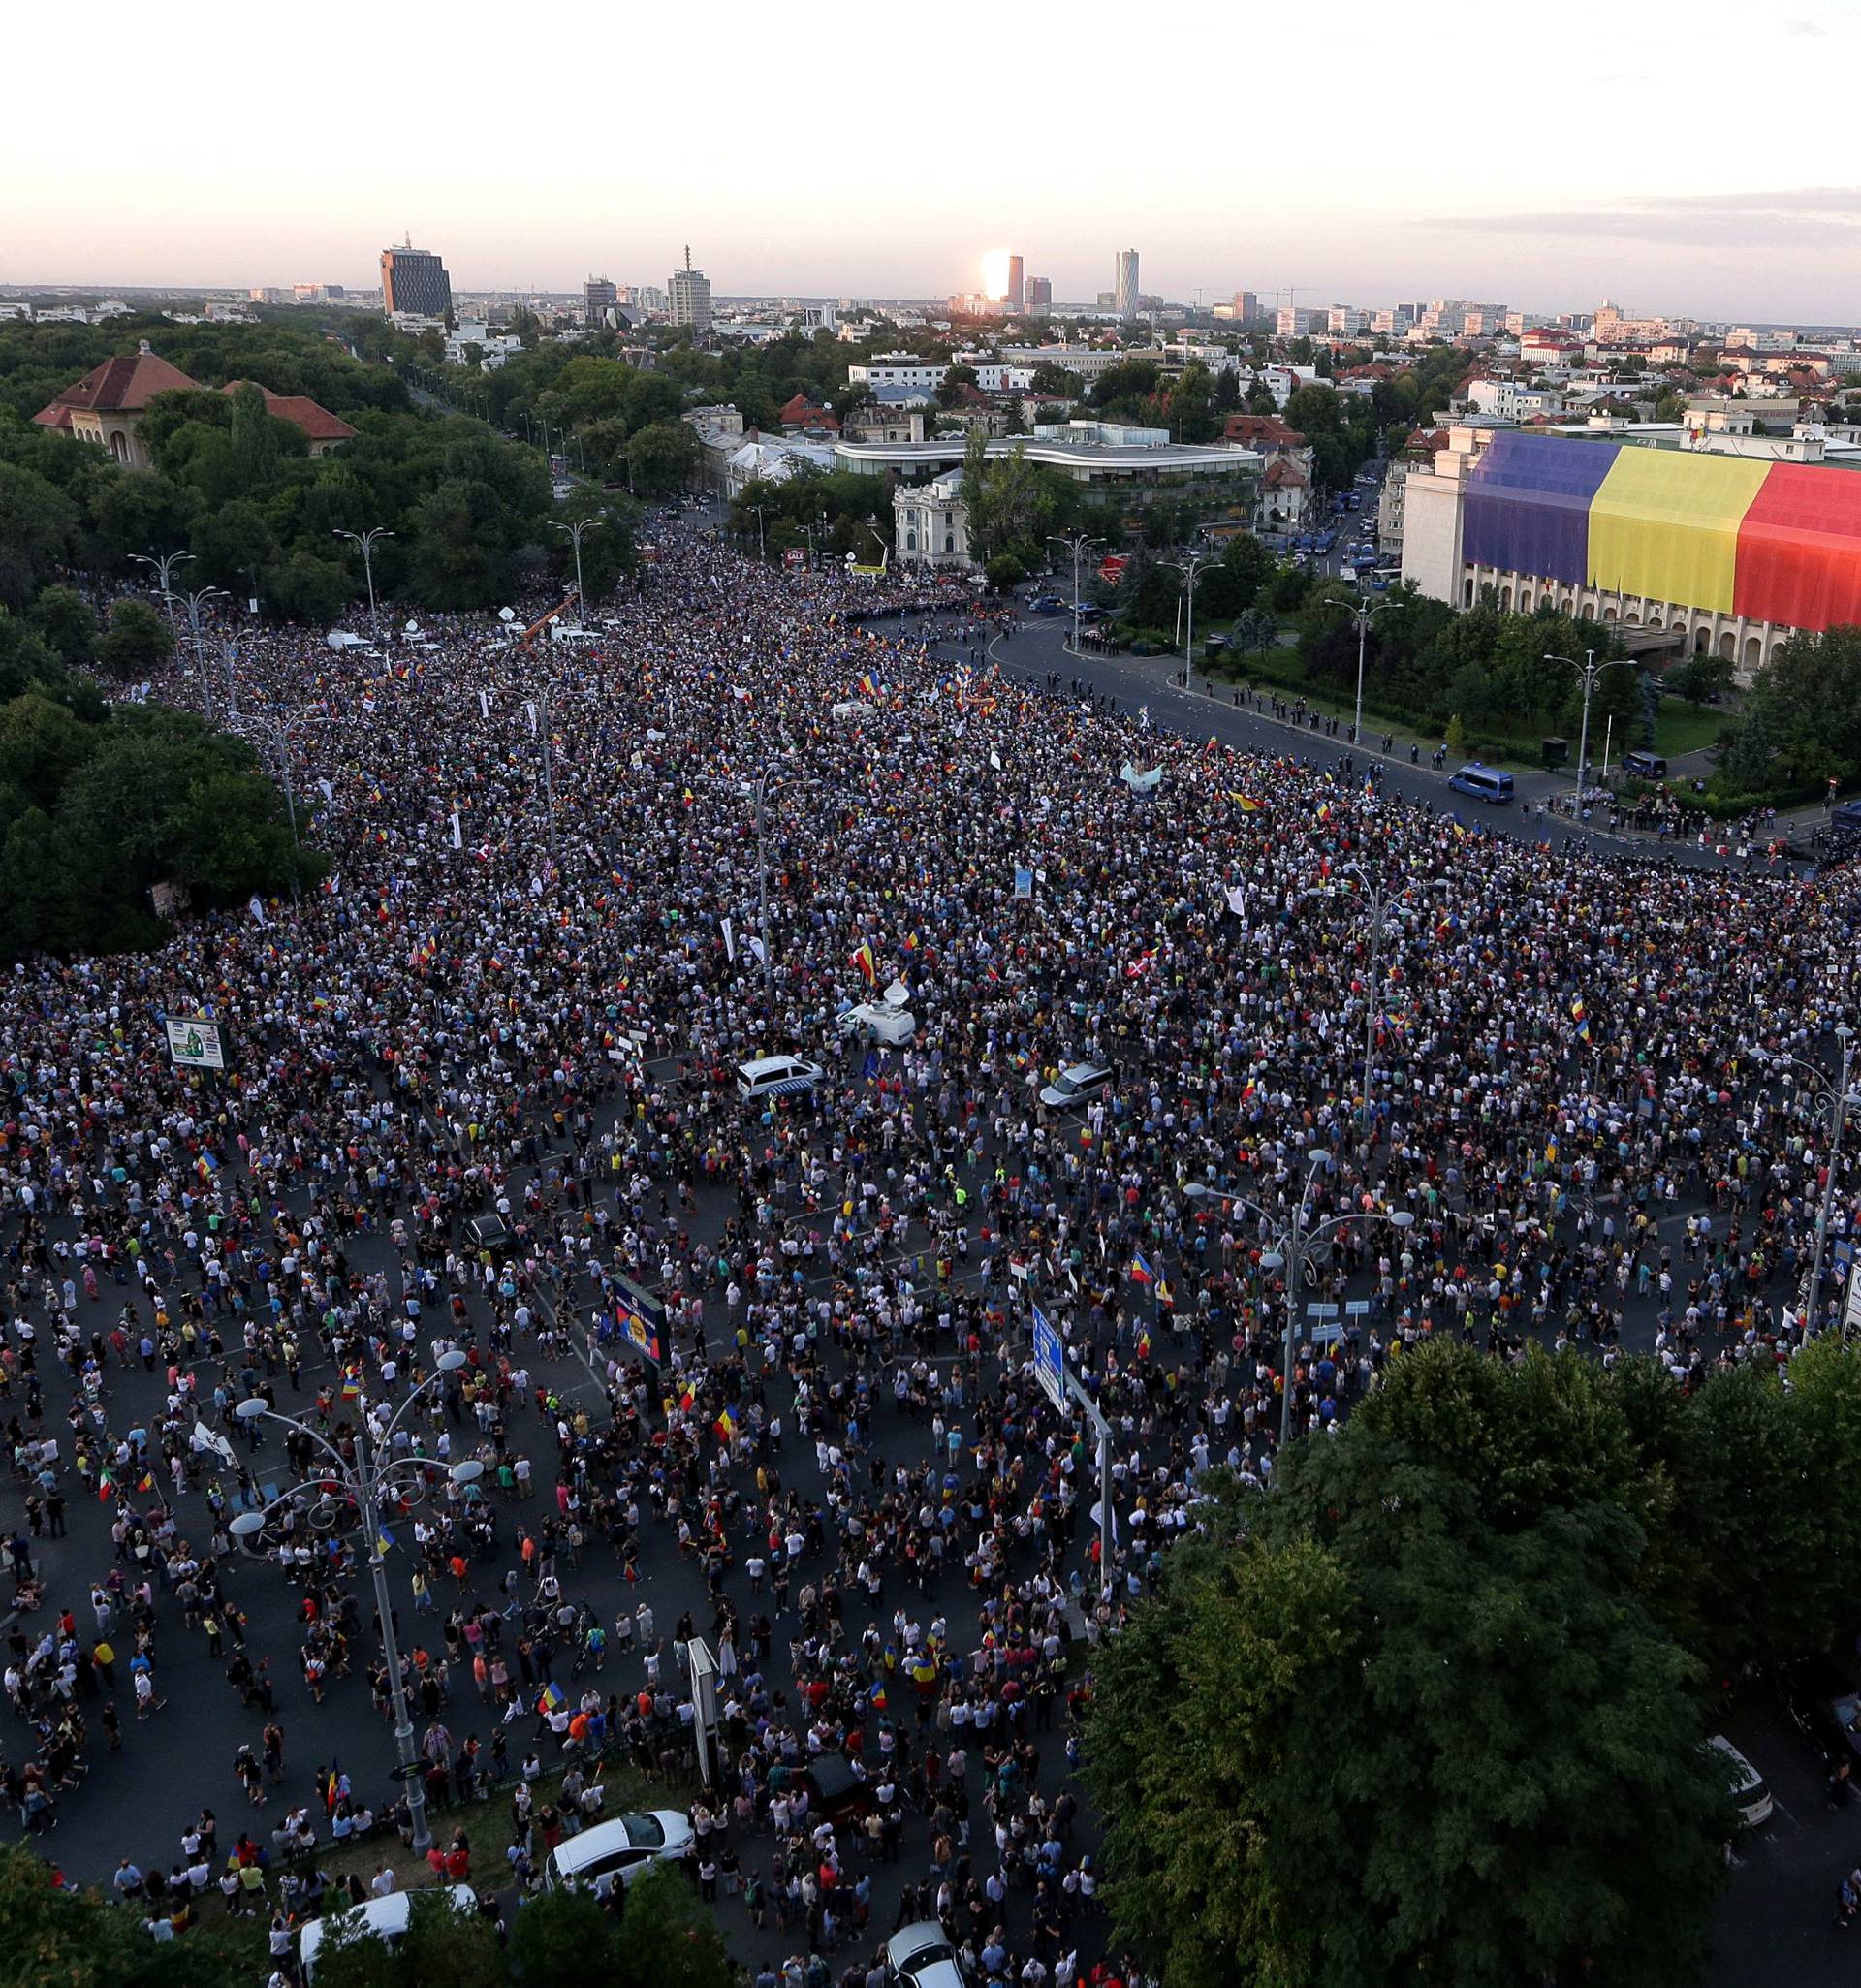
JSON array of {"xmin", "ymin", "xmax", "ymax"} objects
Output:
[
  {"xmin": 1706, "ymin": 1735, "xmax": 1774, "ymax": 1829},
  {"xmin": 544, "ymin": 1810, "xmax": 694, "ymax": 1893},
  {"xmin": 736, "ymin": 1055, "xmax": 826, "ymax": 1103},
  {"xmin": 838, "ymin": 1001, "xmax": 916, "ymax": 1047},
  {"xmin": 300, "ymin": 1883, "xmax": 477, "ymax": 1979}
]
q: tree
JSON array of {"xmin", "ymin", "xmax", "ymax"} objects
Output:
[
  {"xmin": 26, "ymin": 584, "xmax": 96, "ymax": 665},
  {"xmin": 1667, "ymin": 651, "xmax": 1733, "ymax": 707},
  {"xmin": 934, "ymin": 363, "xmax": 980, "ymax": 410},
  {"xmin": 263, "ymin": 547, "xmax": 352, "ymax": 625},
  {"xmin": 1088, "ymin": 1346, "xmax": 1736, "ymax": 1988},
  {"xmin": 98, "ymin": 598, "xmax": 174, "ymax": 678},
  {"xmin": 610, "ymin": 1862, "xmax": 734, "ymax": 1988},
  {"xmin": 625, "ymin": 421, "xmax": 698, "ymax": 498},
  {"xmin": 191, "ymin": 497, "xmax": 279, "ymax": 595},
  {"xmin": 0, "ymin": 460, "xmax": 77, "ymax": 608},
  {"xmin": 0, "ymin": 1844, "xmax": 251, "ymax": 1988}
]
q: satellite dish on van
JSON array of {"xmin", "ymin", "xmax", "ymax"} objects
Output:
[
  {"xmin": 499, "ymin": 607, "xmax": 517, "ymax": 623},
  {"xmin": 403, "ymin": 619, "xmax": 421, "ymax": 636}
]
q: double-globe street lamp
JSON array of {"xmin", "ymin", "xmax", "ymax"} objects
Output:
[
  {"xmin": 1543, "ymin": 648, "xmax": 1639, "ymax": 819},
  {"xmin": 228, "ymin": 1349, "xmax": 484, "ymax": 1857},
  {"xmin": 1186, "ymin": 1156, "xmax": 1414, "ymax": 1447}
]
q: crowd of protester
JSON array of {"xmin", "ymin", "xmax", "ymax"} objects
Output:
[{"xmin": 0, "ymin": 518, "xmax": 1856, "ymax": 1988}]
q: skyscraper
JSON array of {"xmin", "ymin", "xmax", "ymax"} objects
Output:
[
  {"xmin": 669, "ymin": 247, "xmax": 713, "ymax": 333},
  {"xmin": 584, "ymin": 275, "xmax": 617, "ymax": 324},
  {"xmin": 1027, "ymin": 276, "xmax": 1052, "ymax": 311},
  {"xmin": 380, "ymin": 237, "xmax": 452, "ymax": 319},
  {"xmin": 1233, "ymin": 290, "xmax": 1259, "ymax": 323},
  {"xmin": 1005, "ymin": 254, "xmax": 1025, "ymax": 313},
  {"xmin": 1115, "ymin": 250, "xmax": 1140, "ymax": 318}
]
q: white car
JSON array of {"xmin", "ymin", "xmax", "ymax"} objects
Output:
[
  {"xmin": 1706, "ymin": 1734, "xmax": 1774, "ymax": 1829},
  {"xmin": 1040, "ymin": 1061, "xmax": 1115, "ymax": 1110},
  {"xmin": 887, "ymin": 1920, "xmax": 974, "ymax": 1988},
  {"xmin": 736, "ymin": 1054, "xmax": 826, "ymax": 1103},
  {"xmin": 300, "ymin": 1884, "xmax": 477, "ymax": 1979},
  {"xmin": 544, "ymin": 1810, "xmax": 696, "ymax": 1893}
]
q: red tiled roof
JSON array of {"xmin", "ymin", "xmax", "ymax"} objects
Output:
[
  {"xmin": 220, "ymin": 381, "xmax": 357, "ymax": 442},
  {"xmin": 1263, "ymin": 458, "xmax": 1308, "ymax": 488},
  {"xmin": 1223, "ymin": 413, "xmax": 1308, "ymax": 449},
  {"xmin": 34, "ymin": 346, "xmax": 199, "ymax": 424}
]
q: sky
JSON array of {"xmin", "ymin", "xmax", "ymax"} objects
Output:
[{"xmin": 8, "ymin": 0, "xmax": 1861, "ymax": 324}]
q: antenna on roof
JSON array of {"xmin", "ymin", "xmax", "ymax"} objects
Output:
[{"xmin": 684, "ymin": 244, "xmax": 692, "ymax": 272}]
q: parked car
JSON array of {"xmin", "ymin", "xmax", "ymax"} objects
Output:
[
  {"xmin": 465, "ymin": 1215, "xmax": 510, "ymax": 1252},
  {"xmin": 300, "ymin": 1886, "xmax": 478, "ymax": 1980},
  {"xmin": 887, "ymin": 1920, "xmax": 975, "ymax": 1988},
  {"xmin": 544, "ymin": 1811, "xmax": 695, "ymax": 1894},
  {"xmin": 1782, "ymin": 1656, "xmax": 1861, "ymax": 1761},
  {"xmin": 1705, "ymin": 1735, "xmax": 1774, "ymax": 1829},
  {"xmin": 737, "ymin": 1055, "xmax": 826, "ymax": 1104},
  {"xmin": 1622, "ymin": 749, "xmax": 1668, "ymax": 779},
  {"xmin": 804, "ymin": 1751, "xmax": 875, "ymax": 1825},
  {"xmin": 1040, "ymin": 1061, "xmax": 1116, "ymax": 1110}
]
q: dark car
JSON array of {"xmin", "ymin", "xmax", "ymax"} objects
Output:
[
  {"xmin": 465, "ymin": 1214, "xmax": 511, "ymax": 1253},
  {"xmin": 1781, "ymin": 1656, "xmax": 1861, "ymax": 1761},
  {"xmin": 804, "ymin": 1751, "xmax": 875, "ymax": 1825}
]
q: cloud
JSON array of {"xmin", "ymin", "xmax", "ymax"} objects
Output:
[
  {"xmin": 1420, "ymin": 186, "xmax": 1861, "ymax": 248},
  {"xmin": 1784, "ymin": 17, "xmax": 1828, "ymax": 32}
]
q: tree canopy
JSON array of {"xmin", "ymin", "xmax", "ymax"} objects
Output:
[{"xmin": 1087, "ymin": 1339, "xmax": 1861, "ymax": 1988}]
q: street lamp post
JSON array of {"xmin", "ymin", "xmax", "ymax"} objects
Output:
[
  {"xmin": 333, "ymin": 528, "xmax": 394, "ymax": 633},
  {"xmin": 748, "ymin": 505, "xmax": 768, "ymax": 562},
  {"xmin": 1543, "ymin": 649, "xmax": 1638, "ymax": 819},
  {"xmin": 552, "ymin": 518, "xmax": 601, "ymax": 618},
  {"xmin": 1759, "ymin": 1026, "xmax": 1860, "ymax": 1336},
  {"xmin": 228, "ymin": 706, "xmax": 332, "ymax": 864},
  {"xmin": 1186, "ymin": 1166, "xmax": 1413, "ymax": 1448},
  {"xmin": 1047, "ymin": 532, "xmax": 1101, "ymax": 657},
  {"xmin": 1326, "ymin": 592, "xmax": 1392, "ymax": 750},
  {"xmin": 1162, "ymin": 552, "xmax": 1211, "ymax": 697},
  {"xmin": 1339, "ymin": 866, "xmax": 1449, "ymax": 1139},
  {"xmin": 129, "ymin": 550, "xmax": 193, "ymax": 637},
  {"xmin": 230, "ymin": 1352, "xmax": 483, "ymax": 1859},
  {"xmin": 175, "ymin": 586, "xmax": 228, "ymax": 718},
  {"xmin": 751, "ymin": 764, "xmax": 789, "ymax": 1009}
]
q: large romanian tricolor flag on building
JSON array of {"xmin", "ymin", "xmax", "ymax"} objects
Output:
[{"xmin": 1461, "ymin": 431, "xmax": 1861, "ymax": 630}]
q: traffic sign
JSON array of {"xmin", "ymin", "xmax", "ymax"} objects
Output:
[{"xmin": 1033, "ymin": 1306, "xmax": 1065, "ymax": 1409}]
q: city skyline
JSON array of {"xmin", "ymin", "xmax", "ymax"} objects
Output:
[{"xmin": 11, "ymin": 1, "xmax": 1861, "ymax": 320}]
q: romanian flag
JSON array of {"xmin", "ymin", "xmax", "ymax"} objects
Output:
[
  {"xmin": 1228, "ymin": 793, "xmax": 1264, "ymax": 812},
  {"xmin": 1571, "ymin": 994, "xmax": 1592, "ymax": 1044},
  {"xmin": 376, "ymin": 1527, "xmax": 394, "ymax": 1557},
  {"xmin": 1156, "ymin": 1278, "xmax": 1176, "ymax": 1310},
  {"xmin": 869, "ymin": 1685, "xmax": 887, "ymax": 1711},
  {"xmin": 850, "ymin": 941, "xmax": 877, "ymax": 984},
  {"xmin": 1130, "ymin": 1252, "xmax": 1156, "ymax": 1287},
  {"xmin": 340, "ymin": 1371, "xmax": 361, "ymax": 1402},
  {"xmin": 900, "ymin": 931, "xmax": 920, "ymax": 953},
  {"xmin": 537, "ymin": 1683, "xmax": 564, "ymax": 1715},
  {"xmin": 858, "ymin": 672, "xmax": 879, "ymax": 699},
  {"xmin": 138, "ymin": 1471, "xmax": 155, "ymax": 1494},
  {"xmin": 714, "ymin": 1406, "xmax": 738, "ymax": 1443}
]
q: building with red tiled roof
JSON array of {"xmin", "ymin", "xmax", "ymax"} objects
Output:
[
  {"xmin": 220, "ymin": 382, "xmax": 357, "ymax": 455},
  {"xmin": 775, "ymin": 393, "xmax": 839, "ymax": 436},
  {"xmin": 31, "ymin": 340, "xmax": 201, "ymax": 466},
  {"xmin": 32, "ymin": 341, "xmax": 357, "ymax": 469},
  {"xmin": 1223, "ymin": 413, "xmax": 1307, "ymax": 450}
]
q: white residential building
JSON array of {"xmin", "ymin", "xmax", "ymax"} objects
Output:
[{"xmin": 894, "ymin": 467, "xmax": 971, "ymax": 569}]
